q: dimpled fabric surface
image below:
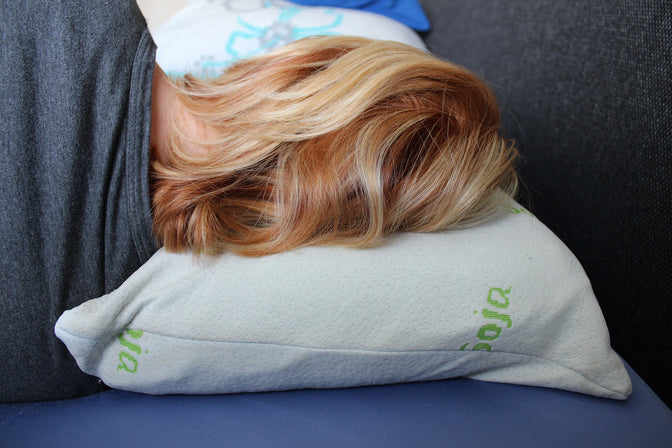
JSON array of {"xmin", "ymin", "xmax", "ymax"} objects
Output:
[{"xmin": 55, "ymin": 201, "xmax": 631, "ymax": 399}]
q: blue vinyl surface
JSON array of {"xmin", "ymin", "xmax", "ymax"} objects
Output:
[{"xmin": 1, "ymin": 362, "xmax": 671, "ymax": 447}]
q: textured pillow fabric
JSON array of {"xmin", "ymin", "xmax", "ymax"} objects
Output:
[
  {"xmin": 55, "ymin": 201, "xmax": 631, "ymax": 400},
  {"xmin": 153, "ymin": 0, "xmax": 426, "ymax": 78}
]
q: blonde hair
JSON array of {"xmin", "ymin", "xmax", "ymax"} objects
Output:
[{"xmin": 151, "ymin": 36, "xmax": 518, "ymax": 256}]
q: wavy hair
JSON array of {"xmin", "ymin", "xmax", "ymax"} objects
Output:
[{"xmin": 151, "ymin": 36, "xmax": 518, "ymax": 256}]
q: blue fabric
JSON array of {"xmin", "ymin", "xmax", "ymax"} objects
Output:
[
  {"xmin": 290, "ymin": 0, "xmax": 430, "ymax": 31},
  {"xmin": 1, "ymin": 362, "xmax": 670, "ymax": 447}
]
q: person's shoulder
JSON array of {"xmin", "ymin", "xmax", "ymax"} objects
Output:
[{"xmin": 45, "ymin": 0, "xmax": 148, "ymax": 43}]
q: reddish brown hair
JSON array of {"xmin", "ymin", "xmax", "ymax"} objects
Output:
[{"xmin": 151, "ymin": 36, "xmax": 518, "ymax": 256}]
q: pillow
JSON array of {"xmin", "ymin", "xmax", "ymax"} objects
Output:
[
  {"xmin": 153, "ymin": 0, "xmax": 427, "ymax": 78},
  {"xmin": 55, "ymin": 200, "xmax": 632, "ymax": 399}
]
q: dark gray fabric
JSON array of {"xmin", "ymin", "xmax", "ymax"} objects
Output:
[
  {"xmin": 420, "ymin": 1, "xmax": 671, "ymax": 406},
  {"xmin": 0, "ymin": 0, "xmax": 158, "ymax": 402}
]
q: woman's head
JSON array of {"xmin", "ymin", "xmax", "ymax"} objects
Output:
[{"xmin": 151, "ymin": 36, "xmax": 518, "ymax": 256}]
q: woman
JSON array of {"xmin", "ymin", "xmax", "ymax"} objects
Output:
[{"xmin": 0, "ymin": 1, "xmax": 515, "ymax": 403}]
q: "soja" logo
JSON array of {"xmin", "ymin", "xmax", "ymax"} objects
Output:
[
  {"xmin": 117, "ymin": 329, "xmax": 146, "ymax": 373},
  {"xmin": 460, "ymin": 287, "xmax": 512, "ymax": 351}
]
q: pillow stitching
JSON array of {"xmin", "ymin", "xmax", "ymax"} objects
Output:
[{"xmin": 64, "ymin": 327, "xmax": 627, "ymax": 397}]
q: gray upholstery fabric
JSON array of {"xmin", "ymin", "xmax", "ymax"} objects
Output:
[{"xmin": 420, "ymin": 0, "xmax": 671, "ymax": 406}]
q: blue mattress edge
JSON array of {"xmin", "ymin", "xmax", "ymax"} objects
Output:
[{"xmin": 1, "ymin": 361, "xmax": 670, "ymax": 448}]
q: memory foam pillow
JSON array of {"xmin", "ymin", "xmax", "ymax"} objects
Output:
[
  {"xmin": 55, "ymin": 200, "xmax": 632, "ymax": 399},
  {"xmin": 153, "ymin": 0, "xmax": 426, "ymax": 78}
]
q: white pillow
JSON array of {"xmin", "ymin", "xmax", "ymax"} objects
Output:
[
  {"xmin": 152, "ymin": 0, "xmax": 427, "ymax": 78},
  {"xmin": 55, "ymin": 200, "xmax": 632, "ymax": 399}
]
